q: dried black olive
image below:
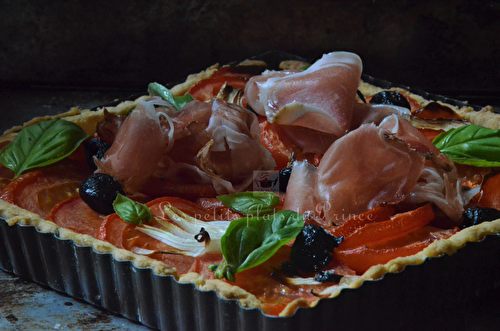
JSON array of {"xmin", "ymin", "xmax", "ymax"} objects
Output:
[
  {"xmin": 83, "ymin": 138, "xmax": 111, "ymax": 171},
  {"xmin": 278, "ymin": 167, "xmax": 292, "ymax": 192},
  {"xmin": 314, "ymin": 270, "xmax": 343, "ymax": 283},
  {"xmin": 369, "ymin": 91, "xmax": 411, "ymax": 110},
  {"xmin": 279, "ymin": 261, "xmax": 298, "ymax": 276},
  {"xmin": 461, "ymin": 207, "xmax": 500, "ymax": 229},
  {"xmin": 79, "ymin": 173, "xmax": 125, "ymax": 215},
  {"xmin": 290, "ymin": 224, "xmax": 343, "ymax": 273}
]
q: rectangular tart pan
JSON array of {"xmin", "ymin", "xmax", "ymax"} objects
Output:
[
  {"xmin": 1, "ymin": 51, "xmax": 500, "ymax": 330},
  {"xmin": 1, "ymin": 220, "xmax": 499, "ymax": 330}
]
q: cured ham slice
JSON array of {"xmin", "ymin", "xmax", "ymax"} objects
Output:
[
  {"xmin": 159, "ymin": 99, "xmax": 277, "ymax": 193},
  {"xmin": 379, "ymin": 115, "xmax": 465, "ymax": 221},
  {"xmin": 95, "ymin": 100, "xmax": 167, "ymax": 193},
  {"xmin": 283, "ymin": 114, "xmax": 466, "ymax": 225},
  {"xmin": 107, "ymin": 98, "xmax": 276, "ymax": 196},
  {"xmin": 378, "ymin": 114, "xmax": 454, "ymax": 171},
  {"xmin": 201, "ymin": 99, "xmax": 276, "ymax": 190},
  {"xmin": 350, "ymin": 103, "xmax": 411, "ymax": 130},
  {"xmin": 245, "ymin": 51, "xmax": 362, "ymax": 137},
  {"xmin": 284, "ymin": 122, "xmax": 427, "ymax": 225},
  {"xmin": 264, "ymin": 103, "xmax": 411, "ymax": 156}
]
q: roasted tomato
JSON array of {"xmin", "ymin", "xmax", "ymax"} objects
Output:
[
  {"xmin": 0, "ymin": 160, "xmax": 92, "ymax": 218},
  {"xmin": 96, "ymin": 196, "xmax": 224, "ymax": 275},
  {"xmin": 187, "ymin": 66, "xmax": 264, "ymax": 102}
]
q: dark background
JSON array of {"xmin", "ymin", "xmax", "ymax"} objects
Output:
[{"xmin": 1, "ymin": 0, "xmax": 500, "ymax": 104}]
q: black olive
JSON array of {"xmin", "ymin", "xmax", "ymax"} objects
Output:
[
  {"xmin": 83, "ymin": 138, "xmax": 111, "ymax": 171},
  {"xmin": 461, "ymin": 207, "xmax": 500, "ymax": 229},
  {"xmin": 314, "ymin": 270, "xmax": 343, "ymax": 283},
  {"xmin": 278, "ymin": 167, "xmax": 292, "ymax": 192},
  {"xmin": 290, "ymin": 224, "xmax": 343, "ymax": 273},
  {"xmin": 369, "ymin": 91, "xmax": 411, "ymax": 110},
  {"xmin": 279, "ymin": 261, "xmax": 298, "ymax": 276},
  {"xmin": 79, "ymin": 173, "xmax": 125, "ymax": 215}
]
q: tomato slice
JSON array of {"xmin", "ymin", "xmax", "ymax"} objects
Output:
[
  {"xmin": 188, "ymin": 76, "xmax": 249, "ymax": 102},
  {"xmin": 326, "ymin": 204, "xmax": 396, "ymax": 238},
  {"xmin": 337, "ymin": 204, "xmax": 435, "ymax": 250},
  {"xmin": 0, "ymin": 161, "xmax": 91, "ymax": 218},
  {"xmin": 96, "ymin": 213, "xmax": 128, "ymax": 247},
  {"xmin": 413, "ymin": 102, "xmax": 463, "ymax": 120},
  {"xmin": 97, "ymin": 197, "xmax": 225, "ymax": 275},
  {"xmin": 333, "ymin": 209, "xmax": 454, "ymax": 274},
  {"xmin": 418, "ymin": 128, "xmax": 444, "ymax": 142},
  {"xmin": 195, "ymin": 197, "xmax": 244, "ymax": 221},
  {"xmin": 186, "ymin": 65, "xmax": 264, "ymax": 102},
  {"xmin": 47, "ymin": 196, "xmax": 105, "ymax": 237},
  {"xmin": 258, "ymin": 116, "xmax": 323, "ymax": 169},
  {"xmin": 258, "ymin": 116, "xmax": 294, "ymax": 169},
  {"xmin": 333, "ymin": 240, "xmax": 432, "ymax": 274},
  {"xmin": 366, "ymin": 225, "xmax": 458, "ymax": 249},
  {"xmin": 478, "ymin": 172, "xmax": 500, "ymax": 210}
]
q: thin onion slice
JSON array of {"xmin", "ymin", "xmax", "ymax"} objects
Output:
[{"xmin": 134, "ymin": 204, "xmax": 231, "ymax": 257}]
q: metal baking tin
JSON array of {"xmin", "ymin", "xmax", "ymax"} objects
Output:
[
  {"xmin": 1, "ymin": 52, "xmax": 500, "ymax": 330},
  {"xmin": 1, "ymin": 220, "xmax": 499, "ymax": 330}
]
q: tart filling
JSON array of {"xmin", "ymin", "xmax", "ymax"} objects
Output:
[{"xmin": 1, "ymin": 51, "xmax": 500, "ymax": 317}]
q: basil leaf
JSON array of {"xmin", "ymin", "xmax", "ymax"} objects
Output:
[
  {"xmin": 212, "ymin": 210, "xmax": 304, "ymax": 281},
  {"xmin": 0, "ymin": 119, "xmax": 90, "ymax": 178},
  {"xmin": 113, "ymin": 194, "xmax": 152, "ymax": 225},
  {"xmin": 432, "ymin": 125, "xmax": 500, "ymax": 167},
  {"xmin": 148, "ymin": 82, "xmax": 194, "ymax": 111},
  {"xmin": 217, "ymin": 191, "xmax": 280, "ymax": 216}
]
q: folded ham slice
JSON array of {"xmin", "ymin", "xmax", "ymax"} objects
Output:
[
  {"xmin": 284, "ymin": 121, "xmax": 426, "ymax": 225},
  {"xmin": 283, "ymin": 115, "xmax": 465, "ymax": 225},
  {"xmin": 95, "ymin": 100, "xmax": 167, "ymax": 193},
  {"xmin": 197, "ymin": 99, "xmax": 277, "ymax": 192},
  {"xmin": 245, "ymin": 51, "xmax": 362, "ymax": 137},
  {"xmin": 97, "ymin": 97, "xmax": 275, "ymax": 195},
  {"xmin": 379, "ymin": 115, "xmax": 464, "ymax": 221}
]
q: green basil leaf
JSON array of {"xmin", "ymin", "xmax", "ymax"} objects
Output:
[
  {"xmin": 0, "ymin": 119, "xmax": 90, "ymax": 178},
  {"xmin": 148, "ymin": 82, "xmax": 194, "ymax": 111},
  {"xmin": 174, "ymin": 94, "xmax": 196, "ymax": 109},
  {"xmin": 212, "ymin": 210, "xmax": 304, "ymax": 281},
  {"xmin": 217, "ymin": 191, "xmax": 280, "ymax": 216},
  {"xmin": 113, "ymin": 194, "xmax": 152, "ymax": 225},
  {"xmin": 432, "ymin": 124, "xmax": 500, "ymax": 167}
]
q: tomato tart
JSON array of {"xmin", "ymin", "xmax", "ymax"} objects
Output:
[{"xmin": 1, "ymin": 51, "xmax": 500, "ymax": 330}]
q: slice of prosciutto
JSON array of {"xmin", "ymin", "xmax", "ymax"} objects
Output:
[
  {"xmin": 245, "ymin": 51, "xmax": 362, "ymax": 137},
  {"xmin": 105, "ymin": 97, "xmax": 276, "ymax": 195},
  {"xmin": 284, "ymin": 121, "xmax": 427, "ymax": 225},
  {"xmin": 283, "ymin": 115, "xmax": 465, "ymax": 226},
  {"xmin": 95, "ymin": 100, "xmax": 167, "ymax": 193},
  {"xmin": 201, "ymin": 99, "xmax": 277, "ymax": 191},
  {"xmin": 379, "ymin": 115, "xmax": 464, "ymax": 221}
]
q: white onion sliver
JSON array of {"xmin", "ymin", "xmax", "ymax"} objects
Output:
[{"xmin": 138, "ymin": 225, "xmax": 205, "ymax": 252}]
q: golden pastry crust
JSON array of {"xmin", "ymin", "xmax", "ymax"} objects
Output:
[
  {"xmin": 169, "ymin": 64, "xmax": 219, "ymax": 96},
  {"xmin": 179, "ymin": 272, "xmax": 262, "ymax": 309},
  {"xmin": 1, "ymin": 62, "xmax": 500, "ymax": 317}
]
